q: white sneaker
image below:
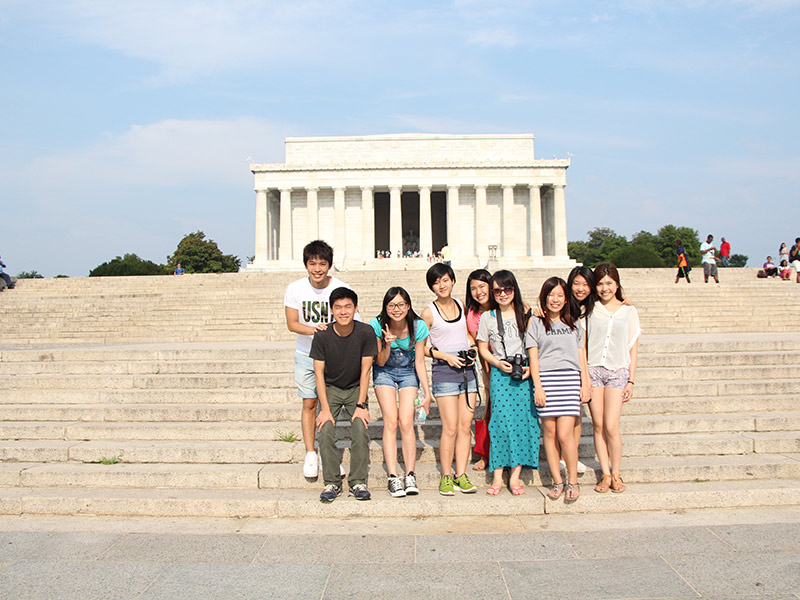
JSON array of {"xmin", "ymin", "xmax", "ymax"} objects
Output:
[
  {"xmin": 559, "ymin": 460, "xmax": 566, "ymax": 472},
  {"xmin": 340, "ymin": 464, "xmax": 346, "ymax": 477},
  {"xmin": 577, "ymin": 460, "xmax": 587, "ymax": 474},
  {"xmin": 303, "ymin": 451, "xmax": 319, "ymax": 478}
]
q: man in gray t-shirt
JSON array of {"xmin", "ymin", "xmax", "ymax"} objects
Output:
[{"xmin": 525, "ymin": 318, "xmax": 582, "ymax": 372}]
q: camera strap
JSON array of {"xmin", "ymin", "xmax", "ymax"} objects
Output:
[{"xmin": 494, "ymin": 308, "xmax": 528, "ymax": 360}]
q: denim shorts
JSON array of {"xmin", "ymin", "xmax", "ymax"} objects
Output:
[
  {"xmin": 293, "ymin": 351, "xmax": 317, "ymax": 399},
  {"xmin": 432, "ymin": 377, "xmax": 478, "ymax": 397},
  {"xmin": 373, "ymin": 365, "xmax": 419, "ymax": 390},
  {"xmin": 589, "ymin": 366, "xmax": 629, "ymax": 389}
]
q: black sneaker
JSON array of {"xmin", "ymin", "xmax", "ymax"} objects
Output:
[
  {"xmin": 350, "ymin": 483, "xmax": 372, "ymax": 501},
  {"xmin": 387, "ymin": 475, "xmax": 406, "ymax": 498},
  {"xmin": 320, "ymin": 484, "xmax": 342, "ymax": 503},
  {"xmin": 404, "ymin": 472, "xmax": 419, "ymax": 495}
]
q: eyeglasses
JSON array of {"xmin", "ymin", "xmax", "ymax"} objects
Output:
[
  {"xmin": 492, "ymin": 286, "xmax": 514, "ymax": 297},
  {"xmin": 387, "ymin": 302, "xmax": 408, "ymax": 311}
]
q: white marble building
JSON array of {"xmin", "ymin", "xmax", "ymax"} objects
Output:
[{"xmin": 246, "ymin": 133, "xmax": 574, "ymax": 270}]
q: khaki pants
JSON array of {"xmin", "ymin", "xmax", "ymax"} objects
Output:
[{"xmin": 318, "ymin": 385, "xmax": 369, "ymax": 487}]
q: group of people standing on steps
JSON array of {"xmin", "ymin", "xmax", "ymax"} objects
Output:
[{"xmin": 284, "ymin": 240, "xmax": 641, "ymax": 504}]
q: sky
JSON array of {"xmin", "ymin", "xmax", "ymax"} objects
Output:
[{"xmin": 1, "ymin": 0, "xmax": 799, "ymax": 277}]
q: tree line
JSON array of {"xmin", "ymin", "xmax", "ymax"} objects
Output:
[
  {"xmin": 89, "ymin": 231, "xmax": 241, "ymax": 277},
  {"xmin": 568, "ymin": 225, "xmax": 748, "ymax": 268}
]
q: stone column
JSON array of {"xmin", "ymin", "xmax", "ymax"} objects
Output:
[
  {"xmin": 447, "ymin": 185, "xmax": 459, "ymax": 260},
  {"xmin": 419, "ymin": 185, "xmax": 432, "ymax": 257},
  {"xmin": 528, "ymin": 184, "xmax": 543, "ymax": 258},
  {"xmin": 475, "ymin": 184, "xmax": 488, "ymax": 261},
  {"xmin": 553, "ymin": 184, "xmax": 568, "ymax": 257},
  {"xmin": 389, "ymin": 185, "xmax": 402, "ymax": 258},
  {"xmin": 279, "ymin": 188, "xmax": 292, "ymax": 262},
  {"xmin": 254, "ymin": 189, "xmax": 268, "ymax": 264},
  {"xmin": 502, "ymin": 184, "xmax": 515, "ymax": 258},
  {"xmin": 334, "ymin": 187, "xmax": 346, "ymax": 264},
  {"xmin": 361, "ymin": 186, "xmax": 374, "ymax": 262},
  {"xmin": 306, "ymin": 187, "xmax": 319, "ymax": 242}
]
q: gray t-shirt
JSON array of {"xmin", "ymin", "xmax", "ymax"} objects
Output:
[
  {"xmin": 525, "ymin": 318, "xmax": 583, "ymax": 372},
  {"xmin": 477, "ymin": 310, "xmax": 526, "ymax": 360}
]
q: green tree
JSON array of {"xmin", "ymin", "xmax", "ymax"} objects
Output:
[
  {"xmin": 655, "ymin": 225, "xmax": 701, "ymax": 266},
  {"xmin": 16, "ymin": 270, "xmax": 44, "ymax": 279},
  {"xmin": 166, "ymin": 231, "xmax": 241, "ymax": 273},
  {"xmin": 608, "ymin": 245, "xmax": 665, "ymax": 268},
  {"xmin": 569, "ymin": 227, "xmax": 628, "ymax": 267},
  {"xmin": 629, "ymin": 230, "xmax": 658, "ymax": 253},
  {"xmin": 729, "ymin": 253, "xmax": 748, "ymax": 267},
  {"xmin": 89, "ymin": 254, "xmax": 168, "ymax": 277}
]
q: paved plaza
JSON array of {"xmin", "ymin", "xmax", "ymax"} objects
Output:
[{"xmin": 0, "ymin": 506, "xmax": 798, "ymax": 599}]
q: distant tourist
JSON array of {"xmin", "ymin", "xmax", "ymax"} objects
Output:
[
  {"xmin": 284, "ymin": 240, "xmax": 353, "ymax": 479},
  {"xmin": 779, "ymin": 242, "xmax": 790, "ymax": 266},
  {"xmin": 173, "ymin": 263, "xmax": 185, "ymax": 275},
  {"xmin": 790, "ymin": 238, "xmax": 800, "ymax": 283},
  {"xmin": 719, "ymin": 237, "xmax": 731, "ymax": 267},
  {"xmin": 763, "ymin": 256, "xmax": 778, "ymax": 278},
  {"xmin": 370, "ymin": 286, "xmax": 431, "ymax": 498},
  {"xmin": 441, "ymin": 243, "xmax": 452, "ymax": 266},
  {"xmin": 700, "ymin": 234, "xmax": 720, "ymax": 283},
  {"xmin": 587, "ymin": 263, "xmax": 641, "ymax": 494},
  {"xmin": 0, "ymin": 255, "xmax": 15, "ymax": 290},
  {"xmin": 310, "ymin": 287, "xmax": 377, "ymax": 502},
  {"xmin": 780, "ymin": 260, "xmax": 792, "ymax": 280},
  {"xmin": 675, "ymin": 241, "xmax": 692, "ymax": 284}
]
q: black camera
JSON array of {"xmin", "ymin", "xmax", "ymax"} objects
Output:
[
  {"xmin": 457, "ymin": 348, "xmax": 477, "ymax": 368},
  {"xmin": 505, "ymin": 354, "xmax": 526, "ymax": 382}
]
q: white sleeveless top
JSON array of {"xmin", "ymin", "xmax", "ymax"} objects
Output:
[{"xmin": 427, "ymin": 299, "xmax": 469, "ymax": 353}]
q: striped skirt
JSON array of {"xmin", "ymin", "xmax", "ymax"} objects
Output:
[{"xmin": 538, "ymin": 369, "xmax": 581, "ymax": 418}]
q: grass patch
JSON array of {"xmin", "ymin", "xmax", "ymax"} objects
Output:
[
  {"xmin": 276, "ymin": 430, "xmax": 299, "ymax": 443},
  {"xmin": 97, "ymin": 454, "xmax": 123, "ymax": 465}
]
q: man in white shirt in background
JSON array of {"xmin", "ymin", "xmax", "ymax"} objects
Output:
[{"xmin": 700, "ymin": 234, "xmax": 719, "ymax": 284}]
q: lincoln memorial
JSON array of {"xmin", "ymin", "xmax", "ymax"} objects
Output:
[{"xmin": 246, "ymin": 133, "xmax": 575, "ymax": 270}]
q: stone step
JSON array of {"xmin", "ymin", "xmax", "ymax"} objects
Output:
[
  {"xmin": 0, "ymin": 360, "xmax": 293, "ymax": 376},
  {"xmin": 3, "ymin": 454, "xmax": 799, "ymax": 491},
  {"xmin": 0, "ymin": 431, "xmax": 784, "ymax": 464},
  {"xmin": 0, "ymin": 478, "xmax": 798, "ymax": 518},
  {"xmin": 1, "ymin": 373, "xmax": 297, "ymax": 390},
  {"xmin": 0, "ymin": 388, "xmax": 297, "ymax": 404},
  {"xmin": 3, "ymin": 411, "xmax": 797, "ymax": 441}
]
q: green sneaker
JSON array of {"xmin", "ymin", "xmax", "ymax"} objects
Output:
[
  {"xmin": 453, "ymin": 473, "xmax": 477, "ymax": 493},
  {"xmin": 439, "ymin": 475, "xmax": 455, "ymax": 496}
]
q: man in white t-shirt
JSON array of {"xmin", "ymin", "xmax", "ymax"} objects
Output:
[
  {"xmin": 284, "ymin": 240, "xmax": 351, "ymax": 478},
  {"xmin": 700, "ymin": 234, "xmax": 719, "ymax": 284}
]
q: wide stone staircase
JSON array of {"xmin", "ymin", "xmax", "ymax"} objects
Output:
[{"xmin": 0, "ymin": 268, "xmax": 798, "ymax": 517}]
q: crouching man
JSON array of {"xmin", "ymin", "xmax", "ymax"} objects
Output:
[{"xmin": 310, "ymin": 287, "xmax": 378, "ymax": 502}]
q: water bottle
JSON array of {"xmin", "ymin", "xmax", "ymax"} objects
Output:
[{"xmin": 414, "ymin": 387, "xmax": 427, "ymax": 424}]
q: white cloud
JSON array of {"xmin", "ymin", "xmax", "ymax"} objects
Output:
[
  {"xmin": 466, "ymin": 28, "xmax": 522, "ymax": 48},
  {"xmin": 31, "ymin": 117, "xmax": 290, "ymax": 191}
]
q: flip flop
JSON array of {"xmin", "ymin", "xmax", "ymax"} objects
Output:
[
  {"xmin": 510, "ymin": 486, "xmax": 525, "ymax": 496},
  {"xmin": 472, "ymin": 459, "xmax": 486, "ymax": 471},
  {"xmin": 486, "ymin": 486, "xmax": 501, "ymax": 496}
]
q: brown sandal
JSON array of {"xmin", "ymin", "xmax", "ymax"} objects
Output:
[
  {"xmin": 594, "ymin": 474, "xmax": 613, "ymax": 493},
  {"xmin": 611, "ymin": 474, "xmax": 626, "ymax": 493}
]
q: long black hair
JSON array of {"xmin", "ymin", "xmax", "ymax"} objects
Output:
[
  {"xmin": 594, "ymin": 262, "xmax": 625, "ymax": 302},
  {"xmin": 489, "ymin": 270, "xmax": 529, "ymax": 336},
  {"xmin": 377, "ymin": 286, "xmax": 419, "ymax": 346},
  {"xmin": 567, "ymin": 265, "xmax": 597, "ymax": 319},
  {"xmin": 465, "ymin": 269, "xmax": 492, "ymax": 315},
  {"xmin": 538, "ymin": 277, "xmax": 577, "ymax": 332}
]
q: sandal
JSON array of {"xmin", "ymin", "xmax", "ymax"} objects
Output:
[
  {"xmin": 565, "ymin": 483, "xmax": 580, "ymax": 502},
  {"xmin": 594, "ymin": 474, "xmax": 613, "ymax": 493},
  {"xmin": 611, "ymin": 474, "xmax": 626, "ymax": 493},
  {"xmin": 472, "ymin": 459, "xmax": 486, "ymax": 471},
  {"xmin": 510, "ymin": 486, "xmax": 525, "ymax": 496},
  {"xmin": 547, "ymin": 482, "xmax": 564, "ymax": 499},
  {"xmin": 486, "ymin": 486, "xmax": 501, "ymax": 496}
]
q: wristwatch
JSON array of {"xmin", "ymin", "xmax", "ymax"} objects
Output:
[{"xmin": 356, "ymin": 402, "xmax": 369, "ymax": 410}]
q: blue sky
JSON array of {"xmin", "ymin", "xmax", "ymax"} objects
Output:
[{"xmin": 1, "ymin": 0, "xmax": 799, "ymax": 276}]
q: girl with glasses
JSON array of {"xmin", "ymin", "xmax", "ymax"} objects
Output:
[
  {"xmin": 370, "ymin": 287, "xmax": 432, "ymax": 497},
  {"xmin": 476, "ymin": 270, "xmax": 540, "ymax": 495},
  {"xmin": 527, "ymin": 277, "xmax": 591, "ymax": 502}
]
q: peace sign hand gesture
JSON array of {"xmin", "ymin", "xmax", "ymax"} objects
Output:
[{"xmin": 382, "ymin": 324, "xmax": 397, "ymax": 346}]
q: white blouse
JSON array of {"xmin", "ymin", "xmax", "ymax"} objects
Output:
[{"xmin": 586, "ymin": 304, "xmax": 641, "ymax": 369}]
